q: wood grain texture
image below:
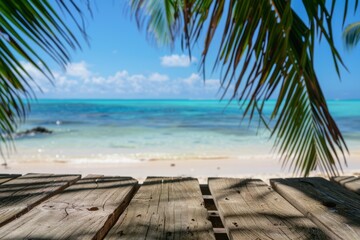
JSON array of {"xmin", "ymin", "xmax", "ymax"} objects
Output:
[
  {"xmin": 0, "ymin": 174, "xmax": 20, "ymax": 185},
  {"xmin": 331, "ymin": 176, "xmax": 360, "ymax": 194},
  {"xmin": 208, "ymin": 178, "xmax": 326, "ymax": 240},
  {"xmin": 271, "ymin": 177, "xmax": 360, "ymax": 240},
  {"xmin": 105, "ymin": 177, "xmax": 215, "ymax": 240},
  {"xmin": 0, "ymin": 175, "xmax": 137, "ymax": 239},
  {"xmin": 0, "ymin": 173, "xmax": 80, "ymax": 227}
]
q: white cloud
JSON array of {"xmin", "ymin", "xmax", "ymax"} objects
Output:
[
  {"xmin": 160, "ymin": 54, "xmax": 197, "ymax": 67},
  {"xmin": 21, "ymin": 62, "xmax": 45, "ymax": 80},
  {"xmin": 204, "ymin": 79, "xmax": 219, "ymax": 89},
  {"xmin": 107, "ymin": 71, "xmax": 128, "ymax": 83},
  {"xmin": 128, "ymin": 74, "xmax": 146, "ymax": 82},
  {"xmin": 182, "ymin": 73, "xmax": 201, "ymax": 85},
  {"xmin": 180, "ymin": 74, "xmax": 219, "ymax": 94},
  {"xmin": 148, "ymin": 73, "xmax": 169, "ymax": 82},
  {"xmin": 21, "ymin": 61, "xmax": 220, "ymax": 98},
  {"xmin": 65, "ymin": 61, "xmax": 91, "ymax": 79},
  {"xmin": 91, "ymin": 76, "xmax": 106, "ymax": 85}
]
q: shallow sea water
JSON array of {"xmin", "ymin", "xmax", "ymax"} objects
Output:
[{"xmin": 8, "ymin": 99, "xmax": 360, "ymax": 164}]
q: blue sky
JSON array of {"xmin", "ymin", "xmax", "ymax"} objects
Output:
[{"xmin": 27, "ymin": 1, "xmax": 360, "ymax": 99}]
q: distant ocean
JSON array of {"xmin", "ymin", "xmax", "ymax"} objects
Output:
[{"xmin": 8, "ymin": 99, "xmax": 360, "ymax": 164}]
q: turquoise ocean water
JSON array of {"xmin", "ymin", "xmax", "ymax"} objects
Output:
[{"xmin": 9, "ymin": 99, "xmax": 360, "ymax": 164}]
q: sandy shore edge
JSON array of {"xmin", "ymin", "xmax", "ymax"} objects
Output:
[{"xmin": 2, "ymin": 158, "xmax": 359, "ymax": 184}]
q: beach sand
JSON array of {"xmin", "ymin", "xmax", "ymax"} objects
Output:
[
  {"xmin": 2, "ymin": 157, "xmax": 360, "ymax": 184},
  {"xmin": 5, "ymin": 99, "xmax": 360, "ymax": 184}
]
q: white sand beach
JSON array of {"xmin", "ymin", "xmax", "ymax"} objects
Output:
[
  {"xmin": 3, "ymin": 100, "xmax": 360, "ymax": 183},
  {"xmin": 3, "ymin": 156, "xmax": 360, "ymax": 184}
]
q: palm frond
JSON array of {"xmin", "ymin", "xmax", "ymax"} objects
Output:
[
  {"xmin": 344, "ymin": 22, "xmax": 360, "ymax": 48},
  {"xmin": 0, "ymin": 0, "xmax": 87, "ymax": 156},
  {"xmin": 131, "ymin": 0, "xmax": 358, "ymax": 176},
  {"xmin": 130, "ymin": 0, "xmax": 181, "ymax": 47}
]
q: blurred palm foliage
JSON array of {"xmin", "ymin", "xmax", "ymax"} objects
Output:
[
  {"xmin": 130, "ymin": 0, "xmax": 359, "ymax": 176},
  {"xmin": 344, "ymin": 21, "xmax": 360, "ymax": 48},
  {"xmin": 0, "ymin": 0, "xmax": 87, "ymax": 157}
]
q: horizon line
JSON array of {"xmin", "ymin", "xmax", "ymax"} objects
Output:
[{"xmin": 24, "ymin": 98, "xmax": 360, "ymax": 101}]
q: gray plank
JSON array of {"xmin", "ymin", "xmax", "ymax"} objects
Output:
[
  {"xmin": 271, "ymin": 177, "xmax": 360, "ymax": 240},
  {"xmin": 209, "ymin": 178, "xmax": 326, "ymax": 240},
  {"xmin": 0, "ymin": 175, "xmax": 137, "ymax": 239},
  {"xmin": 331, "ymin": 176, "xmax": 360, "ymax": 194},
  {"xmin": 106, "ymin": 177, "xmax": 215, "ymax": 240},
  {"xmin": 0, "ymin": 173, "xmax": 80, "ymax": 227},
  {"xmin": 0, "ymin": 174, "xmax": 20, "ymax": 185}
]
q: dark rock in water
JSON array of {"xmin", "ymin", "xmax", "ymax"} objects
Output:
[
  {"xmin": 16, "ymin": 127, "xmax": 53, "ymax": 137},
  {"xmin": 25, "ymin": 127, "xmax": 53, "ymax": 134}
]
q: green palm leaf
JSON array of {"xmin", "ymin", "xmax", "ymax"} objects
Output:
[
  {"xmin": 344, "ymin": 22, "xmax": 360, "ymax": 48},
  {"xmin": 0, "ymin": 1, "xmax": 87, "ymax": 156},
  {"xmin": 131, "ymin": 0, "xmax": 358, "ymax": 176}
]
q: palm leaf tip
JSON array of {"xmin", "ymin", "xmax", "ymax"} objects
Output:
[{"xmin": 343, "ymin": 22, "xmax": 360, "ymax": 48}]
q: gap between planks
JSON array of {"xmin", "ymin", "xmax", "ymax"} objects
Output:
[
  {"xmin": 0, "ymin": 175, "xmax": 138, "ymax": 239},
  {"xmin": 209, "ymin": 178, "xmax": 326, "ymax": 240},
  {"xmin": 271, "ymin": 177, "xmax": 360, "ymax": 240},
  {"xmin": 0, "ymin": 173, "xmax": 80, "ymax": 228},
  {"xmin": 0, "ymin": 174, "xmax": 21, "ymax": 185},
  {"xmin": 105, "ymin": 177, "xmax": 216, "ymax": 239},
  {"xmin": 201, "ymin": 184, "xmax": 229, "ymax": 240},
  {"xmin": 331, "ymin": 176, "xmax": 360, "ymax": 194}
]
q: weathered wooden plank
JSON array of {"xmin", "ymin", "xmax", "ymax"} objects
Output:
[
  {"xmin": 331, "ymin": 176, "xmax": 360, "ymax": 194},
  {"xmin": 271, "ymin": 177, "xmax": 360, "ymax": 240},
  {"xmin": 0, "ymin": 173, "xmax": 80, "ymax": 227},
  {"xmin": 106, "ymin": 177, "xmax": 215, "ymax": 240},
  {"xmin": 208, "ymin": 178, "xmax": 326, "ymax": 240},
  {"xmin": 0, "ymin": 175, "xmax": 137, "ymax": 239},
  {"xmin": 0, "ymin": 174, "xmax": 20, "ymax": 185}
]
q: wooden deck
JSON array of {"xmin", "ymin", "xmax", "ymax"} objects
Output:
[{"xmin": 0, "ymin": 174, "xmax": 359, "ymax": 239}]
